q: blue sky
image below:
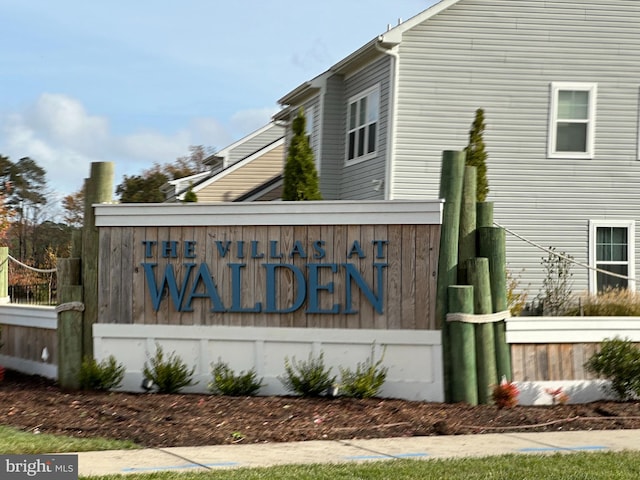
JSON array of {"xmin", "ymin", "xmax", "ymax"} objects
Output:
[{"xmin": 0, "ymin": 0, "xmax": 435, "ymax": 202}]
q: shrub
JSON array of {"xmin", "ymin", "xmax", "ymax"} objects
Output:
[
  {"xmin": 142, "ymin": 343, "xmax": 197, "ymax": 393},
  {"xmin": 566, "ymin": 288, "xmax": 640, "ymax": 317},
  {"xmin": 537, "ymin": 247, "xmax": 574, "ymax": 315},
  {"xmin": 491, "ymin": 376, "xmax": 519, "ymax": 409},
  {"xmin": 79, "ymin": 355, "xmax": 125, "ymax": 391},
  {"xmin": 507, "ymin": 268, "xmax": 528, "ymax": 317},
  {"xmin": 279, "ymin": 351, "xmax": 335, "ymax": 397},
  {"xmin": 209, "ymin": 361, "xmax": 263, "ymax": 396},
  {"xmin": 339, "ymin": 346, "xmax": 388, "ymax": 399},
  {"xmin": 585, "ymin": 337, "xmax": 640, "ymax": 400}
]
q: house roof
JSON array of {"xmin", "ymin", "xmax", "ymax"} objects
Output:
[
  {"xmin": 233, "ymin": 174, "xmax": 283, "ymax": 202},
  {"xmin": 276, "ymin": 0, "xmax": 463, "ymax": 108},
  {"xmin": 202, "ymin": 122, "xmax": 283, "ymax": 167},
  {"xmin": 173, "ymin": 136, "xmax": 284, "ymax": 201}
]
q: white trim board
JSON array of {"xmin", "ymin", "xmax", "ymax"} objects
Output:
[
  {"xmin": 0, "ymin": 305, "xmax": 57, "ymax": 329},
  {"xmin": 94, "ymin": 200, "xmax": 443, "ymax": 227},
  {"xmin": 506, "ymin": 317, "xmax": 640, "ymax": 343}
]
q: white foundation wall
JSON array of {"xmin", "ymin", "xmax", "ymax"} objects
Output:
[{"xmin": 93, "ymin": 324, "xmax": 444, "ymax": 402}]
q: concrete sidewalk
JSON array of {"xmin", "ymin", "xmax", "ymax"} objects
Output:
[{"xmin": 76, "ymin": 429, "xmax": 640, "ymax": 476}]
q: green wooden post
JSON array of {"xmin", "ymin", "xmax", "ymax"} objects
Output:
[
  {"xmin": 436, "ymin": 150, "xmax": 466, "ymax": 403},
  {"xmin": 82, "ymin": 162, "xmax": 114, "ymax": 359},
  {"xmin": 478, "ymin": 226, "xmax": 512, "ymax": 381},
  {"xmin": 476, "ymin": 201, "xmax": 494, "ymax": 228},
  {"xmin": 0, "ymin": 247, "xmax": 8, "ymax": 303},
  {"xmin": 458, "ymin": 166, "xmax": 477, "ymax": 284},
  {"xmin": 57, "ymin": 258, "xmax": 83, "ymax": 390},
  {"xmin": 448, "ymin": 285, "xmax": 478, "ymax": 405},
  {"xmin": 436, "ymin": 150, "xmax": 466, "ymax": 328},
  {"xmin": 467, "ymin": 257, "xmax": 498, "ymax": 404}
]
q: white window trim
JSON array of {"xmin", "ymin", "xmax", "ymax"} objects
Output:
[
  {"xmin": 345, "ymin": 84, "xmax": 380, "ymax": 167},
  {"xmin": 588, "ymin": 219, "xmax": 636, "ymax": 294},
  {"xmin": 637, "ymin": 87, "xmax": 640, "ymax": 160},
  {"xmin": 548, "ymin": 82, "xmax": 597, "ymax": 159}
]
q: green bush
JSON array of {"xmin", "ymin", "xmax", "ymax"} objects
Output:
[
  {"xmin": 142, "ymin": 343, "xmax": 197, "ymax": 393},
  {"xmin": 279, "ymin": 351, "xmax": 335, "ymax": 397},
  {"xmin": 585, "ymin": 337, "xmax": 640, "ymax": 400},
  {"xmin": 79, "ymin": 355, "xmax": 125, "ymax": 391},
  {"xmin": 339, "ymin": 346, "xmax": 388, "ymax": 399},
  {"xmin": 209, "ymin": 361, "xmax": 263, "ymax": 396}
]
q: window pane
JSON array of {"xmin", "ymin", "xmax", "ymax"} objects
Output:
[
  {"xmin": 349, "ymin": 103, "xmax": 357, "ymax": 130},
  {"xmin": 611, "ymin": 227, "xmax": 627, "ymax": 244},
  {"xmin": 596, "ymin": 227, "xmax": 628, "ymax": 261},
  {"xmin": 597, "ymin": 227, "xmax": 610, "ymax": 245},
  {"xmin": 556, "ymin": 122, "xmax": 587, "ymax": 152},
  {"xmin": 558, "ymin": 91, "xmax": 589, "ymax": 119},
  {"xmin": 306, "ymin": 107, "xmax": 314, "ymax": 137},
  {"xmin": 612, "ymin": 243, "xmax": 628, "ymax": 261},
  {"xmin": 357, "ymin": 127, "xmax": 365, "ymax": 157},
  {"xmin": 597, "ymin": 243, "xmax": 609, "ymax": 261},
  {"xmin": 367, "ymin": 90, "xmax": 380, "ymax": 123},
  {"xmin": 597, "ymin": 264, "xmax": 628, "ymax": 292},
  {"xmin": 359, "ymin": 98, "xmax": 367, "ymax": 127},
  {"xmin": 348, "ymin": 132, "xmax": 355, "ymax": 160},
  {"xmin": 367, "ymin": 123, "xmax": 377, "ymax": 154}
]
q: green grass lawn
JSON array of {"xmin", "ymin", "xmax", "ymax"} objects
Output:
[
  {"xmin": 79, "ymin": 452, "xmax": 640, "ymax": 480},
  {"xmin": 0, "ymin": 425, "xmax": 138, "ymax": 454}
]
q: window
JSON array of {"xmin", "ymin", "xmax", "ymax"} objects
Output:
[
  {"xmin": 346, "ymin": 86, "xmax": 379, "ymax": 163},
  {"xmin": 548, "ymin": 82, "xmax": 597, "ymax": 159},
  {"xmin": 305, "ymin": 105, "xmax": 314, "ymax": 140},
  {"xmin": 589, "ymin": 220, "xmax": 635, "ymax": 293}
]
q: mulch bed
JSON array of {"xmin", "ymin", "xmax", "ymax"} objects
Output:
[{"xmin": 1, "ymin": 369, "xmax": 639, "ymax": 448}]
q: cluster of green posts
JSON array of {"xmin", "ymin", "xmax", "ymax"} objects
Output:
[{"xmin": 436, "ymin": 150, "xmax": 511, "ymax": 404}]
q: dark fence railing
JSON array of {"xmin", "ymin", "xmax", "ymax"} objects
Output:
[{"xmin": 9, "ymin": 284, "xmax": 57, "ymax": 305}]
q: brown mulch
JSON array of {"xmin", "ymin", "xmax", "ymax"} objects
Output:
[{"xmin": 1, "ymin": 369, "xmax": 639, "ymax": 448}]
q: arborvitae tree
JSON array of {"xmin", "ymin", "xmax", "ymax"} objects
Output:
[
  {"xmin": 283, "ymin": 108, "xmax": 322, "ymax": 201},
  {"xmin": 183, "ymin": 184, "xmax": 198, "ymax": 203},
  {"xmin": 464, "ymin": 108, "xmax": 489, "ymax": 202}
]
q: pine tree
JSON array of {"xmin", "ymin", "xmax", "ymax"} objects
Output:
[
  {"xmin": 464, "ymin": 108, "xmax": 489, "ymax": 202},
  {"xmin": 183, "ymin": 184, "xmax": 197, "ymax": 203},
  {"xmin": 283, "ymin": 108, "xmax": 322, "ymax": 201}
]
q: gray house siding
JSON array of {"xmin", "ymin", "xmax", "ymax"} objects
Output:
[
  {"xmin": 320, "ymin": 75, "xmax": 346, "ymax": 200},
  {"xmin": 340, "ymin": 55, "xmax": 391, "ymax": 200},
  {"xmin": 390, "ymin": 0, "xmax": 640, "ymax": 296},
  {"xmin": 227, "ymin": 124, "xmax": 284, "ymax": 166}
]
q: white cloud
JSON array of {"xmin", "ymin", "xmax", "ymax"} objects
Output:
[
  {"xmin": 0, "ymin": 94, "xmax": 247, "ymax": 198},
  {"xmin": 230, "ymin": 107, "xmax": 279, "ymax": 137}
]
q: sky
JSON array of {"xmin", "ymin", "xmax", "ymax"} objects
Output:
[{"xmin": 0, "ymin": 0, "xmax": 436, "ymax": 208}]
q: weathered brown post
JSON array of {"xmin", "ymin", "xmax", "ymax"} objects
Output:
[
  {"xmin": 0, "ymin": 247, "xmax": 9, "ymax": 303},
  {"xmin": 57, "ymin": 258, "xmax": 83, "ymax": 389},
  {"xmin": 82, "ymin": 162, "xmax": 114, "ymax": 359}
]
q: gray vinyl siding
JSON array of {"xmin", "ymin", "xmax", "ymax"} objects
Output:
[
  {"xmin": 391, "ymin": 0, "xmax": 640, "ymax": 297},
  {"xmin": 340, "ymin": 56, "xmax": 391, "ymax": 200},
  {"xmin": 302, "ymin": 96, "xmax": 321, "ymax": 169},
  {"xmin": 227, "ymin": 124, "xmax": 284, "ymax": 165},
  {"xmin": 320, "ymin": 75, "xmax": 345, "ymax": 199}
]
